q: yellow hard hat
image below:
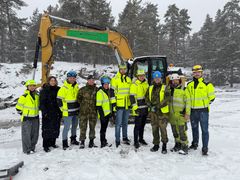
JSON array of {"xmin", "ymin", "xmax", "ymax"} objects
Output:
[
  {"xmin": 25, "ymin": 80, "xmax": 37, "ymax": 87},
  {"xmin": 118, "ymin": 63, "xmax": 127, "ymax": 69},
  {"xmin": 136, "ymin": 69, "xmax": 145, "ymax": 76},
  {"xmin": 192, "ymin": 65, "xmax": 203, "ymax": 72}
]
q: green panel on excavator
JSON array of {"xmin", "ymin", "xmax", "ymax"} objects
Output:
[{"xmin": 67, "ymin": 30, "xmax": 108, "ymax": 43}]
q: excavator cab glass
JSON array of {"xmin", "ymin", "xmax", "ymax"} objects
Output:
[{"xmin": 129, "ymin": 56, "xmax": 167, "ymax": 85}]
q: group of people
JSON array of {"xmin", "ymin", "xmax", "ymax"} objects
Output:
[{"xmin": 16, "ymin": 63, "xmax": 215, "ymax": 156}]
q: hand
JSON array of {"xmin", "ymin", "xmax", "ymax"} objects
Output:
[
  {"xmin": 150, "ymin": 106, "xmax": 156, "ymax": 112},
  {"xmin": 184, "ymin": 114, "xmax": 190, "ymax": 122}
]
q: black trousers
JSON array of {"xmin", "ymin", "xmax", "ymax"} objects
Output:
[
  {"xmin": 134, "ymin": 115, "xmax": 147, "ymax": 143},
  {"xmin": 43, "ymin": 138, "xmax": 56, "ymax": 148},
  {"xmin": 100, "ymin": 115, "xmax": 110, "ymax": 144}
]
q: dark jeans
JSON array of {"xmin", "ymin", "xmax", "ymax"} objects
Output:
[
  {"xmin": 134, "ymin": 115, "xmax": 147, "ymax": 143},
  {"xmin": 100, "ymin": 115, "xmax": 110, "ymax": 143},
  {"xmin": 190, "ymin": 110, "xmax": 209, "ymax": 149}
]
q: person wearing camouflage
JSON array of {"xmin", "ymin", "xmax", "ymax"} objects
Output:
[
  {"xmin": 77, "ymin": 75, "xmax": 98, "ymax": 148},
  {"xmin": 146, "ymin": 71, "xmax": 171, "ymax": 154}
]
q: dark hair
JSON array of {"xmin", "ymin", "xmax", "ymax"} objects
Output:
[{"xmin": 47, "ymin": 76, "xmax": 58, "ymax": 86}]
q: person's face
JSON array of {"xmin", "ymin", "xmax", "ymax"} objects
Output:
[
  {"xmin": 119, "ymin": 68, "xmax": 126, "ymax": 75},
  {"xmin": 103, "ymin": 83, "xmax": 109, "ymax": 89},
  {"xmin": 49, "ymin": 78, "xmax": 57, "ymax": 86},
  {"xmin": 193, "ymin": 71, "xmax": 203, "ymax": 79},
  {"xmin": 87, "ymin": 79, "xmax": 95, "ymax": 85},
  {"xmin": 138, "ymin": 75, "xmax": 145, "ymax": 82},
  {"xmin": 172, "ymin": 79, "xmax": 180, "ymax": 85},
  {"xmin": 154, "ymin": 78, "xmax": 161, "ymax": 84},
  {"xmin": 67, "ymin": 77, "xmax": 76, "ymax": 84},
  {"xmin": 28, "ymin": 85, "xmax": 36, "ymax": 92}
]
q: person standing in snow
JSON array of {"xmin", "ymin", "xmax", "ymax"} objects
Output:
[
  {"xmin": 169, "ymin": 74, "xmax": 190, "ymax": 155},
  {"xmin": 77, "ymin": 75, "xmax": 98, "ymax": 148},
  {"xmin": 145, "ymin": 71, "xmax": 170, "ymax": 154},
  {"xmin": 186, "ymin": 65, "xmax": 215, "ymax": 155},
  {"xmin": 111, "ymin": 63, "xmax": 132, "ymax": 147},
  {"xmin": 16, "ymin": 80, "xmax": 40, "ymax": 154},
  {"xmin": 57, "ymin": 71, "xmax": 80, "ymax": 150},
  {"xmin": 40, "ymin": 76, "xmax": 62, "ymax": 152},
  {"xmin": 129, "ymin": 69, "xmax": 149, "ymax": 149},
  {"xmin": 96, "ymin": 76, "xmax": 116, "ymax": 148}
]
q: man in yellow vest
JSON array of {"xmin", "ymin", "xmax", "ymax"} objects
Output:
[
  {"xmin": 111, "ymin": 63, "xmax": 132, "ymax": 147},
  {"xmin": 16, "ymin": 80, "xmax": 40, "ymax": 154},
  {"xmin": 186, "ymin": 65, "xmax": 215, "ymax": 155},
  {"xmin": 57, "ymin": 70, "xmax": 80, "ymax": 150},
  {"xmin": 96, "ymin": 76, "xmax": 116, "ymax": 148},
  {"xmin": 146, "ymin": 71, "xmax": 170, "ymax": 154},
  {"xmin": 130, "ymin": 69, "xmax": 149, "ymax": 149},
  {"xmin": 169, "ymin": 74, "xmax": 190, "ymax": 155}
]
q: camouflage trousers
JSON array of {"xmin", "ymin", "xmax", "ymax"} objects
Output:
[
  {"xmin": 149, "ymin": 112, "xmax": 169, "ymax": 145},
  {"xmin": 169, "ymin": 113, "xmax": 188, "ymax": 145},
  {"xmin": 79, "ymin": 113, "xmax": 97, "ymax": 141}
]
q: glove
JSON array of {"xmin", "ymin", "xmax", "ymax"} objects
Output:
[{"xmin": 150, "ymin": 106, "xmax": 156, "ymax": 112}]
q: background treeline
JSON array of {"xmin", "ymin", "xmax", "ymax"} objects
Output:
[{"xmin": 0, "ymin": 0, "xmax": 240, "ymax": 86}]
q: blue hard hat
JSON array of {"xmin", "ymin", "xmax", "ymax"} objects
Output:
[
  {"xmin": 100, "ymin": 76, "xmax": 110, "ymax": 84},
  {"xmin": 152, "ymin": 71, "xmax": 162, "ymax": 79},
  {"xmin": 67, "ymin": 70, "xmax": 77, "ymax": 78}
]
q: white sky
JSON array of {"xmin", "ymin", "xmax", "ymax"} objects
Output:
[{"xmin": 18, "ymin": 0, "xmax": 229, "ymax": 33}]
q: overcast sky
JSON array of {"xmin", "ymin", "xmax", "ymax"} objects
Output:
[{"xmin": 18, "ymin": 0, "xmax": 230, "ymax": 33}]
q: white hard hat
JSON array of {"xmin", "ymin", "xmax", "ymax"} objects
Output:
[{"xmin": 170, "ymin": 73, "xmax": 180, "ymax": 80}]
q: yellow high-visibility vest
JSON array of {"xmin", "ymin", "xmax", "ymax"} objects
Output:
[
  {"xmin": 149, "ymin": 84, "xmax": 169, "ymax": 113},
  {"xmin": 57, "ymin": 81, "xmax": 79, "ymax": 117},
  {"xmin": 96, "ymin": 89, "xmax": 111, "ymax": 117},
  {"xmin": 111, "ymin": 72, "xmax": 132, "ymax": 109},
  {"xmin": 16, "ymin": 90, "xmax": 39, "ymax": 122}
]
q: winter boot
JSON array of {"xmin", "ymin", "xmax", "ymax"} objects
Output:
[
  {"xmin": 70, "ymin": 135, "xmax": 79, "ymax": 145},
  {"xmin": 170, "ymin": 142, "xmax": 181, "ymax": 152},
  {"xmin": 179, "ymin": 144, "xmax": 188, "ymax": 155},
  {"xmin": 189, "ymin": 143, "xmax": 198, "ymax": 150},
  {"xmin": 89, "ymin": 139, "xmax": 98, "ymax": 148},
  {"xmin": 150, "ymin": 145, "xmax": 159, "ymax": 152},
  {"xmin": 44, "ymin": 147, "xmax": 51, "ymax": 153},
  {"xmin": 161, "ymin": 143, "xmax": 167, "ymax": 154},
  {"xmin": 202, "ymin": 148, "xmax": 208, "ymax": 156},
  {"xmin": 116, "ymin": 141, "xmax": 120, "ymax": 148},
  {"xmin": 123, "ymin": 137, "xmax": 131, "ymax": 145},
  {"xmin": 139, "ymin": 139, "xmax": 148, "ymax": 145},
  {"xmin": 79, "ymin": 140, "xmax": 85, "ymax": 149},
  {"xmin": 134, "ymin": 142, "xmax": 140, "ymax": 149},
  {"xmin": 62, "ymin": 140, "xmax": 69, "ymax": 150},
  {"xmin": 101, "ymin": 140, "xmax": 109, "ymax": 148}
]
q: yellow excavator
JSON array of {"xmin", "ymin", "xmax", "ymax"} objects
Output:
[{"xmin": 33, "ymin": 13, "xmax": 168, "ymax": 85}]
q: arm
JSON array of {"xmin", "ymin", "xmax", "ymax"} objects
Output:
[
  {"xmin": 39, "ymin": 89, "xmax": 48, "ymax": 115},
  {"xmin": 15, "ymin": 95, "xmax": 26, "ymax": 115},
  {"xmin": 207, "ymin": 83, "xmax": 216, "ymax": 104},
  {"xmin": 129, "ymin": 84, "xmax": 138, "ymax": 111}
]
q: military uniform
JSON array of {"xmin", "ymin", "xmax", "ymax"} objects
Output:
[
  {"xmin": 77, "ymin": 83, "xmax": 98, "ymax": 141},
  {"xmin": 146, "ymin": 82, "xmax": 170, "ymax": 146}
]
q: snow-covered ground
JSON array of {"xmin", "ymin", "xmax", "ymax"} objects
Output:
[{"xmin": 0, "ymin": 62, "xmax": 240, "ymax": 180}]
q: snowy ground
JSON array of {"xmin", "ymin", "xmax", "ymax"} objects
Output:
[{"xmin": 0, "ymin": 63, "xmax": 240, "ymax": 179}]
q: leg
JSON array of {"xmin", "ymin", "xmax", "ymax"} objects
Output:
[
  {"xmin": 80, "ymin": 116, "xmax": 88, "ymax": 141},
  {"xmin": 71, "ymin": 115, "xmax": 79, "ymax": 137},
  {"xmin": 139, "ymin": 115, "xmax": 147, "ymax": 141},
  {"xmin": 100, "ymin": 116, "xmax": 109, "ymax": 143},
  {"xmin": 200, "ymin": 112, "xmax": 209, "ymax": 150},
  {"xmin": 159, "ymin": 116, "xmax": 168, "ymax": 144},
  {"xmin": 134, "ymin": 116, "xmax": 141, "ymax": 143},
  {"xmin": 31, "ymin": 118, "xmax": 39, "ymax": 151},
  {"xmin": 122, "ymin": 109, "xmax": 130, "ymax": 139},
  {"xmin": 21, "ymin": 120, "xmax": 32, "ymax": 153},
  {"xmin": 89, "ymin": 115, "xmax": 97, "ymax": 140},
  {"xmin": 115, "ymin": 109, "xmax": 123, "ymax": 143},
  {"xmin": 62, "ymin": 117, "xmax": 71, "ymax": 141},
  {"xmin": 150, "ymin": 113, "xmax": 160, "ymax": 145},
  {"xmin": 190, "ymin": 111, "xmax": 200, "ymax": 146}
]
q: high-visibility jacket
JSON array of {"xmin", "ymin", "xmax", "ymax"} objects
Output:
[
  {"xmin": 111, "ymin": 71, "xmax": 132, "ymax": 109},
  {"xmin": 186, "ymin": 77, "xmax": 215, "ymax": 111},
  {"xmin": 16, "ymin": 90, "xmax": 39, "ymax": 122},
  {"xmin": 57, "ymin": 81, "xmax": 79, "ymax": 117},
  {"xmin": 130, "ymin": 79, "xmax": 149, "ymax": 115},
  {"xmin": 169, "ymin": 86, "xmax": 191, "ymax": 115},
  {"xmin": 149, "ymin": 84, "xmax": 169, "ymax": 113},
  {"xmin": 96, "ymin": 88, "xmax": 116, "ymax": 117}
]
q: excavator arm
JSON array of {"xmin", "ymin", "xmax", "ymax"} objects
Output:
[{"xmin": 37, "ymin": 13, "xmax": 134, "ymax": 84}]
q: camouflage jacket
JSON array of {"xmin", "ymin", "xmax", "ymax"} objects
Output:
[{"xmin": 77, "ymin": 83, "xmax": 98, "ymax": 115}]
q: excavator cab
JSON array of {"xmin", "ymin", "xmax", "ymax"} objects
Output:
[{"xmin": 129, "ymin": 56, "xmax": 168, "ymax": 85}]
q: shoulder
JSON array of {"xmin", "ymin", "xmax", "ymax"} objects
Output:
[{"xmin": 187, "ymin": 80, "xmax": 194, "ymax": 86}]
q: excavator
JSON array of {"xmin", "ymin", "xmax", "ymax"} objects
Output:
[{"xmin": 33, "ymin": 13, "xmax": 168, "ymax": 85}]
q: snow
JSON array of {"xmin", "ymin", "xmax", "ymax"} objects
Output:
[{"xmin": 0, "ymin": 62, "xmax": 240, "ymax": 179}]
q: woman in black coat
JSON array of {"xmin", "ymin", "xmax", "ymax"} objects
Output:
[{"xmin": 40, "ymin": 76, "xmax": 62, "ymax": 152}]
